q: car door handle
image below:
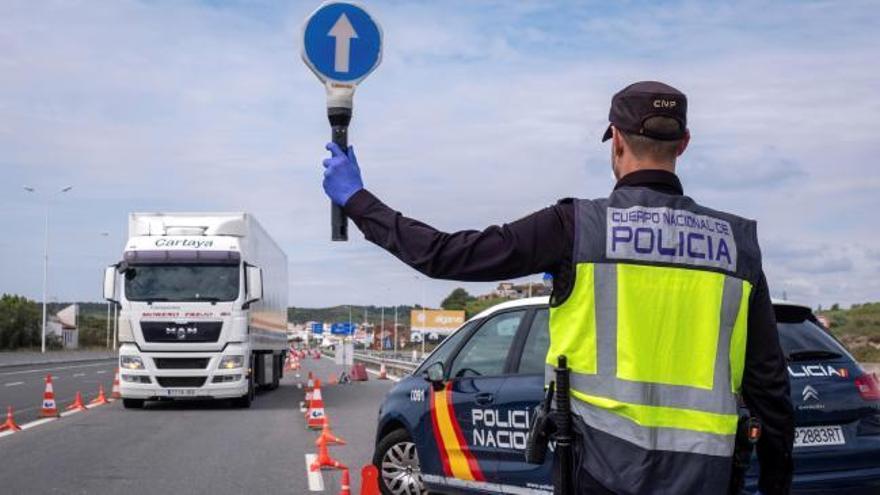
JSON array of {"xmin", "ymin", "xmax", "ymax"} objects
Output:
[{"xmin": 475, "ymin": 393, "xmax": 494, "ymax": 406}]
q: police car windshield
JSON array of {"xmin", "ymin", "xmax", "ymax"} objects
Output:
[
  {"xmin": 124, "ymin": 264, "xmax": 240, "ymax": 302},
  {"xmin": 416, "ymin": 319, "xmax": 479, "ymax": 374}
]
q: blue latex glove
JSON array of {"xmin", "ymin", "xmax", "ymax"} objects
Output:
[{"xmin": 322, "ymin": 142, "xmax": 363, "ymax": 207}]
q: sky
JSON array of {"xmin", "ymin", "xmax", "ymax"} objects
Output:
[{"xmin": 1, "ymin": 0, "xmax": 878, "ymax": 309}]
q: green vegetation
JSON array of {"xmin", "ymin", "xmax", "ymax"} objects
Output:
[
  {"xmin": 441, "ymin": 288, "xmax": 474, "ymax": 311},
  {"xmin": 818, "ymin": 302, "xmax": 880, "ymax": 363}
]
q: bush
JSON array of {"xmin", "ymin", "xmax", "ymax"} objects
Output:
[{"xmin": 0, "ymin": 294, "xmax": 41, "ymax": 350}]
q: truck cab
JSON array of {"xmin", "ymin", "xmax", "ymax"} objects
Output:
[{"xmin": 104, "ymin": 213, "xmax": 288, "ymax": 409}]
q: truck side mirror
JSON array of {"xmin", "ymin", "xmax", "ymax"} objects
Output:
[
  {"xmin": 103, "ymin": 266, "xmax": 118, "ymax": 303},
  {"xmin": 424, "ymin": 361, "xmax": 445, "ymax": 390},
  {"xmin": 244, "ymin": 265, "xmax": 263, "ymax": 308}
]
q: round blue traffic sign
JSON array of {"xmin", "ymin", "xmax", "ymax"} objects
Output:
[{"xmin": 302, "ymin": 2, "xmax": 382, "ymax": 84}]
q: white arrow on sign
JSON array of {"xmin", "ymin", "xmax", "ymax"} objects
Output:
[{"xmin": 328, "ymin": 13, "xmax": 358, "ymax": 73}]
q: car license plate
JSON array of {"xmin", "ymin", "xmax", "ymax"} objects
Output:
[
  {"xmin": 794, "ymin": 425, "xmax": 845, "ymax": 448},
  {"xmin": 165, "ymin": 389, "xmax": 197, "ymax": 397}
]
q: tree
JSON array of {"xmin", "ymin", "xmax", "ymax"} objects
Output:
[
  {"xmin": 0, "ymin": 294, "xmax": 41, "ymax": 350},
  {"xmin": 831, "ymin": 303, "xmax": 840, "ymax": 311},
  {"xmin": 441, "ymin": 288, "xmax": 474, "ymax": 311}
]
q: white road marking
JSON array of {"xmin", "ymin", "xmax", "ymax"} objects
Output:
[
  {"xmin": 305, "ymin": 453, "xmax": 325, "ymax": 491},
  {"xmin": 0, "ymin": 361, "xmax": 114, "ymax": 377},
  {"xmin": 0, "ymin": 430, "xmax": 15, "ymax": 439},
  {"xmin": 73, "ymin": 373, "xmax": 85, "ymax": 377},
  {"xmin": 4, "ymin": 381, "xmax": 24, "ymax": 387},
  {"xmin": 96, "ymin": 370, "xmax": 107, "ymax": 374},
  {"xmin": 20, "ymin": 417, "xmax": 56, "ymax": 430},
  {"xmin": 60, "ymin": 409, "xmax": 83, "ymax": 417}
]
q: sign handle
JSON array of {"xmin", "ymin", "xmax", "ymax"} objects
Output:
[{"xmin": 328, "ymin": 106, "xmax": 352, "ymax": 241}]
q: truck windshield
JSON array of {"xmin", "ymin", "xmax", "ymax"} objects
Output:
[{"xmin": 124, "ymin": 264, "xmax": 240, "ymax": 302}]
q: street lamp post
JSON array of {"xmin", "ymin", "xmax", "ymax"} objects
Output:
[
  {"xmin": 100, "ymin": 232, "xmax": 111, "ymax": 349},
  {"xmin": 24, "ymin": 185, "xmax": 73, "ymax": 353}
]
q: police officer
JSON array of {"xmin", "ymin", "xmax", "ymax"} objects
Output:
[{"xmin": 321, "ymin": 81, "xmax": 794, "ymax": 494}]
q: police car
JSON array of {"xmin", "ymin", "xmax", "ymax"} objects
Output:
[{"xmin": 373, "ymin": 297, "xmax": 880, "ymax": 495}]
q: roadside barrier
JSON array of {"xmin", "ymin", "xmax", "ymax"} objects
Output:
[
  {"xmin": 111, "ymin": 369, "xmax": 122, "ymax": 399},
  {"xmin": 0, "ymin": 406, "xmax": 22, "ymax": 432},
  {"xmin": 316, "ymin": 419, "xmax": 346, "ymax": 446},
  {"xmin": 40, "ymin": 374, "xmax": 60, "ymax": 418},
  {"xmin": 306, "ymin": 380, "xmax": 326, "ymax": 429},
  {"xmin": 89, "ymin": 385, "xmax": 111, "ymax": 406},
  {"xmin": 66, "ymin": 391, "xmax": 89, "ymax": 412},
  {"xmin": 360, "ymin": 464, "xmax": 380, "ymax": 495},
  {"xmin": 339, "ymin": 468, "xmax": 351, "ymax": 495},
  {"xmin": 328, "ymin": 372, "xmax": 338, "ymax": 385}
]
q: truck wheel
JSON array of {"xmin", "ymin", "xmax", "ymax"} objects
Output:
[
  {"xmin": 122, "ymin": 398, "xmax": 144, "ymax": 409},
  {"xmin": 233, "ymin": 372, "xmax": 255, "ymax": 408},
  {"xmin": 373, "ymin": 429, "xmax": 425, "ymax": 495}
]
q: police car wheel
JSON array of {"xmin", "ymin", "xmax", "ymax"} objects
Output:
[{"xmin": 374, "ymin": 429, "xmax": 425, "ymax": 495}]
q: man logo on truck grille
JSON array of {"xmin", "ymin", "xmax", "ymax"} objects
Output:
[{"xmin": 166, "ymin": 326, "xmax": 198, "ymax": 340}]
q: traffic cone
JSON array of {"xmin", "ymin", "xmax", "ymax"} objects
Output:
[
  {"xmin": 89, "ymin": 385, "xmax": 111, "ymax": 406},
  {"xmin": 315, "ymin": 419, "xmax": 346, "ymax": 446},
  {"xmin": 39, "ymin": 373, "xmax": 60, "ymax": 418},
  {"xmin": 309, "ymin": 437, "xmax": 347, "ymax": 471},
  {"xmin": 0, "ymin": 406, "xmax": 22, "ymax": 432},
  {"xmin": 328, "ymin": 372, "xmax": 338, "ymax": 385},
  {"xmin": 66, "ymin": 391, "xmax": 89, "ymax": 412},
  {"xmin": 360, "ymin": 464, "xmax": 381, "ymax": 495},
  {"xmin": 306, "ymin": 379, "xmax": 326, "ymax": 429},
  {"xmin": 339, "ymin": 468, "xmax": 352, "ymax": 495},
  {"xmin": 378, "ymin": 362, "xmax": 388, "ymax": 380},
  {"xmin": 111, "ymin": 369, "xmax": 122, "ymax": 399}
]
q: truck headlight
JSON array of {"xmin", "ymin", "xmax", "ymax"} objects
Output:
[
  {"xmin": 120, "ymin": 355, "xmax": 144, "ymax": 370},
  {"xmin": 219, "ymin": 355, "xmax": 244, "ymax": 369}
]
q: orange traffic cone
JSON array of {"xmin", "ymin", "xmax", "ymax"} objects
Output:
[
  {"xmin": 39, "ymin": 373, "xmax": 60, "ymax": 418},
  {"xmin": 378, "ymin": 362, "xmax": 388, "ymax": 380},
  {"xmin": 111, "ymin": 369, "xmax": 122, "ymax": 399},
  {"xmin": 316, "ymin": 419, "xmax": 346, "ymax": 446},
  {"xmin": 339, "ymin": 468, "xmax": 352, "ymax": 495},
  {"xmin": 66, "ymin": 391, "xmax": 89, "ymax": 412},
  {"xmin": 0, "ymin": 406, "xmax": 22, "ymax": 432},
  {"xmin": 328, "ymin": 372, "xmax": 338, "ymax": 385},
  {"xmin": 89, "ymin": 385, "xmax": 111, "ymax": 406},
  {"xmin": 360, "ymin": 464, "xmax": 381, "ymax": 495},
  {"xmin": 309, "ymin": 437, "xmax": 347, "ymax": 471},
  {"xmin": 306, "ymin": 379, "xmax": 327, "ymax": 429}
]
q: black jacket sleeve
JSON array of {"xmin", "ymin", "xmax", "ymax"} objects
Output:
[
  {"xmin": 741, "ymin": 272, "xmax": 795, "ymax": 494},
  {"xmin": 343, "ymin": 189, "xmax": 571, "ymax": 282}
]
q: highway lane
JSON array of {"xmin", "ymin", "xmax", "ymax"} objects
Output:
[
  {"xmin": 0, "ymin": 356, "xmax": 395, "ymax": 494},
  {"xmin": 0, "ymin": 359, "xmax": 118, "ymax": 424}
]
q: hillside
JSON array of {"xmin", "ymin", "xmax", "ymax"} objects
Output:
[{"xmin": 818, "ymin": 302, "xmax": 880, "ymax": 363}]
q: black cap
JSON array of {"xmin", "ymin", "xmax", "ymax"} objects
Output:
[{"xmin": 602, "ymin": 81, "xmax": 687, "ymax": 142}]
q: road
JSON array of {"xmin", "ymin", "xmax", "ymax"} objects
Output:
[
  {"xmin": 0, "ymin": 359, "xmax": 118, "ymax": 424},
  {"xmin": 0, "ymin": 356, "xmax": 396, "ymax": 494}
]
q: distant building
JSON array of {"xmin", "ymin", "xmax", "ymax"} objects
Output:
[
  {"xmin": 47, "ymin": 304, "xmax": 78, "ymax": 349},
  {"xmin": 477, "ymin": 281, "xmax": 552, "ymax": 301}
]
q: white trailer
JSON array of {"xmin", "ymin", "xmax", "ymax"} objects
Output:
[{"xmin": 103, "ymin": 213, "xmax": 288, "ymax": 408}]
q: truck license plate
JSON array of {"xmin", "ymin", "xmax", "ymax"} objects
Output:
[
  {"xmin": 166, "ymin": 389, "xmax": 197, "ymax": 397},
  {"xmin": 794, "ymin": 425, "xmax": 845, "ymax": 448}
]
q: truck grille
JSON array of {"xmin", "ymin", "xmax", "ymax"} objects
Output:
[
  {"xmin": 153, "ymin": 358, "xmax": 210, "ymax": 369},
  {"xmin": 156, "ymin": 377, "xmax": 207, "ymax": 388},
  {"xmin": 141, "ymin": 322, "xmax": 222, "ymax": 343}
]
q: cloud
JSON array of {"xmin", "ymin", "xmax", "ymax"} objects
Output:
[{"xmin": 0, "ymin": 0, "xmax": 878, "ymax": 309}]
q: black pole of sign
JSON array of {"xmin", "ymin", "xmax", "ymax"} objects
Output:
[
  {"xmin": 328, "ymin": 106, "xmax": 352, "ymax": 241},
  {"xmin": 554, "ymin": 355, "xmax": 573, "ymax": 495}
]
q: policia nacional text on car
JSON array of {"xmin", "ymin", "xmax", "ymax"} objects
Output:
[{"xmin": 320, "ymin": 82, "xmax": 795, "ymax": 494}]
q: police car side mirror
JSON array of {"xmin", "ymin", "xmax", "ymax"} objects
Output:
[{"xmin": 424, "ymin": 362, "xmax": 445, "ymax": 389}]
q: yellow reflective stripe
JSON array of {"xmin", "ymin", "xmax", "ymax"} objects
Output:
[
  {"xmin": 433, "ymin": 385, "xmax": 476, "ymax": 481},
  {"xmin": 616, "ymin": 264, "xmax": 724, "ymax": 390},
  {"xmin": 729, "ymin": 280, "xmax": 752, "ymax": 392},
  {"xmin": 547, "ymin": 263, "xmax": 597, "ymax": 375},
  {"xmin": 571, "ymin": 388, "xmax": 738, "ymax": 436}
]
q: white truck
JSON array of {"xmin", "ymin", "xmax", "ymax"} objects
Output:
[{"xmin": 103, "ymin": 213, "xmax": 288, "ymax": 408}]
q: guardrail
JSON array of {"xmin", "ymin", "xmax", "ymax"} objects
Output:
[{"xmin": 320, "ymin": 348, "xmax": 422, "ymax": 377}]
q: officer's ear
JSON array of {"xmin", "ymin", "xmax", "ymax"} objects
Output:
[
  {"xmin": 611, "ymin": 127, "xmax": 626, "ymax": 159},
  {"xmin": 676, "ymin": 129, "xmax": 691, "ymax": 157}
]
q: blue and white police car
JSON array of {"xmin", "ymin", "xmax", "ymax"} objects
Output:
[{"xmin": 372, "ymin": 297, "xmax": 880, "ymax": 495}]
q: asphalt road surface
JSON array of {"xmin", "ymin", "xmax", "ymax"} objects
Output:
[
  {"xmin": 0, "ymin": 356, "xmax": 396, "ymax": 494},
  {"xmin": 0, "ymin": 359, "xmax": 118, "ymax": 424}
]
